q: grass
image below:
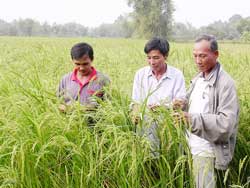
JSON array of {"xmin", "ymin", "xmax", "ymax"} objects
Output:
[{"xmin": 0, "ymin": 36, "xmax": 249, "ymax": 187}]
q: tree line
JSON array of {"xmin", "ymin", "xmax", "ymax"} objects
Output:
[
  {"xmin": 173, "ymin": 14, "xmax": 250, "ymax": 41},
  {"xmin": 0, "ymin": 0, "xmax": 250, "ymax": 41}
]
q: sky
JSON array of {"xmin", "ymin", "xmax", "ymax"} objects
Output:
[{"xmin": 0, "ymin": 0, "xmax": 250, "ymax": 28}]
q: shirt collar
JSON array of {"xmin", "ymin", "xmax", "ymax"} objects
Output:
[
  {"xmin": 193, "ymin": 62, "xmax": 221, "ymax": 86},
  {"xmin": 198, "ymin": 63, "xmax": 218, "ymax": 81},
  {"xmin": 71, "ymin": 67, "xmax": 97, "ymax": 87},
  {"xmin": 147, "ymin": 64, "xmax": 172, "ymax": 79}
]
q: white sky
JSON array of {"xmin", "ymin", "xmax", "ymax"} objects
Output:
[
  {"xmin": 173, "ymin": 0, "xmax": 250, "ymax": 28},
  {"xmin": 0, "ymin": 0, "xmax": 250, "ymax": 28}
]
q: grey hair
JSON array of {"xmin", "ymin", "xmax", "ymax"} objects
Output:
[{"xmin": 195, "ymin": 34, "xmax": 218, "ymax": 52}]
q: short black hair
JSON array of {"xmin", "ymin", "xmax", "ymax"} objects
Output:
[
  {"xmin": 195, "ymin": 34, "xmax": 218, "ymax": 52},
  {"xmin": 144, "ymin": 37, "xmax": 170, "ymax": 56},
  {"xmin": 71, "ymin": 42, "xmax": 94, "ymax": 60}
]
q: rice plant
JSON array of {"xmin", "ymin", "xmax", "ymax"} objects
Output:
[{"xmin": 0, "ymin": 36, "xmax": 249, "ymax": 187}]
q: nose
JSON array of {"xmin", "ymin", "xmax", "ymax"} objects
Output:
[
  {"xmin": 78, "ymin": 65, "xmax": 85, "ymax": 70},
  {"xmin": 195, "ymin": 57, "xmax": 202, "ymax": 64},
  {"xmin": 148, "ymin": 58, "xmax": 155, "ymax": 65}
]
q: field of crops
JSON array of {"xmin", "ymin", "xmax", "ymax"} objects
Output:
[{"xmin": 0, "ymin": 36, "xmax": 249, "ymax": 187}]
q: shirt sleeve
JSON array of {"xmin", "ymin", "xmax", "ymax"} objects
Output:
[
  {"xmin": 173, "ymin": 71, "xmax": 186, "ymax": 100},
  {"xmin": 132, "ymin": 71, "xmax": 141, "ymax": 103},
  {"xmin": 57, "ymin": 78, "xmax": 64, "ymax": 98}
]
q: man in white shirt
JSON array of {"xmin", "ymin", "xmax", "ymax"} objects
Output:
[
  {"xmin": 131, "ymin": 37, "xmax": 186, "ymax": 154},
  {"xmin": 182, "ymin": 35, "xmax": 239, "ymax": 188}
]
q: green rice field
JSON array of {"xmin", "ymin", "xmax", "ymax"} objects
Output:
[{"xmin": 0, "ymin": 36, "xmax": 249, "ymax": 187}]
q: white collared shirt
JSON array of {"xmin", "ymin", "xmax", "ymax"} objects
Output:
[
  {"xmin": 187, "ymin": 71, "xmax": 215, "ymax": 157},
  {"xmin": 132, "ymin": 65, "xmax": 186, "ymax": 106}
]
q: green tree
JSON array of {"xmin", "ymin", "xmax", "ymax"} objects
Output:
[
  {"xmin": 127, "ymin": 0, "xmax": 174, "ymax": 39},
  {"xmin": 113, "ymin": 14, "xmax": 135, "ymax": 38},
  {"xmin": 0, "ymin": 19, "xmax": 11, "ymax": 36},
  {"xmin": 241, "ymin": 31, "xmax": 250, "ymax": 42},
  {"xmin": 16, "ymin": 18, "xmax": 41, "ymax": 36},
  {"xmin": 172, "ymin": 22, "xmax": 197, "ymax": 40},
  {"xmin": 228, "ymin": 14, "xmax": 243, "ymax": 26},
  {"xmin": 237, "ymin": 18, "xmax": 250, "ymax": 34}
]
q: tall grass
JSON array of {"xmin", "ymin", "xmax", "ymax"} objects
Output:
[{"xmin": 0, "ymin": 36, "xmax": 249, "ymax": 187}]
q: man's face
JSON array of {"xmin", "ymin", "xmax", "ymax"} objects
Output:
[
  {"xmin": 146, "ymin": 50, "xmax": 166, "ymax": 73},
  {"xmin": 193, "ymin": 40, "xmax": 218, "ymax": 76},
  {"xmin": 73, "ymin": 54, "xmax": 93, "ymax": 76}
]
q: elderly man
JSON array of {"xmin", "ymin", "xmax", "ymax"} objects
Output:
[{"xmin": 183, "ymin": 35, "xmax": 239, "ymax": 188}]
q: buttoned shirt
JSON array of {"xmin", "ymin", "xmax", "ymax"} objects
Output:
[
  {"xmin": 132, "ymin": 65, "xmax": 186, "ymax": 105},
  {"xmin": 187, "ymin": 69, "xmax": 216, "ymax": 157}
]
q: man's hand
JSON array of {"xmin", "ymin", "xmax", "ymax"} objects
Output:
[
  {"xmin": 130, "ymin": 103, "xmax": 141, "ymax": 125},
  {"xmin": 148, "ymin": 104, "xmax": 160, "ymax": 112},
  {"xmin": 172, "ymin": 111, "xmax": 191, "ymax": 127},
  {"xmin": 183, "ymin": 112, "xmax": 191, "ymax": 124},
  {"xmin": 58, "ymin": 104, "xmax": 67, "ymax": 113},
  {"xmin": 172, "ymin": 99, "xmax": 187, "ymax": 111}
]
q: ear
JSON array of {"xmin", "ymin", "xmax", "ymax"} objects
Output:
[{"xmin": 214, "ymin": 50, "xmax": 219, "ymax": 58}]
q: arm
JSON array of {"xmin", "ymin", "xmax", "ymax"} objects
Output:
[
  {"xmin": 189, "ymin": 82, "xmax": 239, "ymax": 143},
  {"xmin": 131, "ymin": 71, "xmax": 144, "ymax": 124},
  {"xmin": 173, "ymin": 72, "xmax": 186, "ymax": 100},
  {"xmin": 57, "ymin": 78, "xmax": 68, "ymax": 112},
  {"xmin": 57, "ymin": 79, "xmax": 64, "ymax": 98},
  {"xmin": 132, "ymin": 71, "xmax": 142, "ymax": 103}
]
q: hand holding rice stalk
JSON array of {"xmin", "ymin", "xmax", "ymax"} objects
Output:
[{"xmin": 172, "ymin": 99, "xmax": 190, "ymax": 127}]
